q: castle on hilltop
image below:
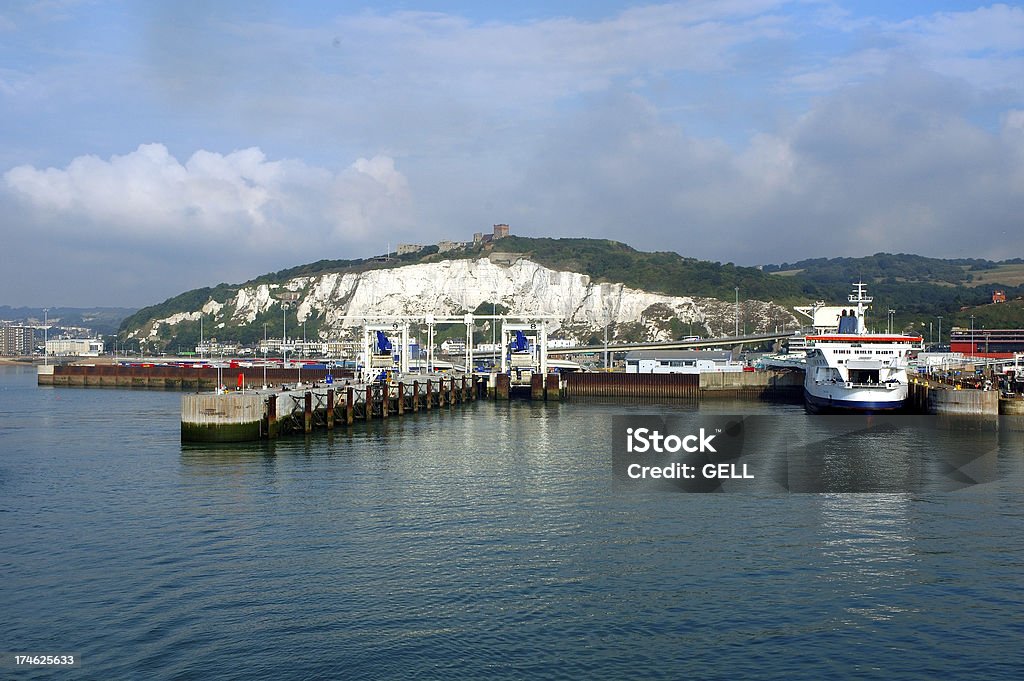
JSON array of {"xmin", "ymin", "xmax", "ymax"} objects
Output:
[{"xmin": 397, "ymin": 224, "xmax": 510, "ymax": 256}]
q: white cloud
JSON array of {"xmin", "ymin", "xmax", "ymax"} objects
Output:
[{"xmin": 4, "ymin": 144, "xmax": 413, "ymax": 249}]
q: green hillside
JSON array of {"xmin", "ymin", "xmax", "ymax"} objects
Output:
[{"xmin": 115, "ymin": 239, "xmax": 1024, "ymax": 347}]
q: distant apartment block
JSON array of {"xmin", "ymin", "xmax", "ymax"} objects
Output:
[{"xmin": 1, "ymin": 325, "xmax": 36, "ymax": 356}]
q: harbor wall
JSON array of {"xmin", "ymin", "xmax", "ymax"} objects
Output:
[
  {"xmin": 181, "ymin": 393, "xmax": 265, "ymax": 442},
  {"xmin": 699, "ymin": 371, "xmax": 803, "ymax": 399},
  {"xmin": 562, "ymin": 370, "xmax": 801, "ymax": 400},
  {"xmin": 38, "ymin": 364, "xmax": 354, "ymax": 391},
  {"xmin": 908, "ymin": 381, "xmax": 998, "ymax": 416}
]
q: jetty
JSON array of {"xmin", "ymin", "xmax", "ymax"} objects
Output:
[{"xmin": 182, "ymin": 375, "xmax": 483, "ymax": 442}]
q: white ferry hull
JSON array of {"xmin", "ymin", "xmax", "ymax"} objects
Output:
[{"xmin": 803, "ymin": 382, "xmax": 907, "ymax": 413}]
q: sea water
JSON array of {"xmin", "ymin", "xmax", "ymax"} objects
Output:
[{"xmin": 2, "ymin": 365, "xmax": 1023, "ymax": 679}]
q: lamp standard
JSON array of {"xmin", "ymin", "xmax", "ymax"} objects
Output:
[
  {"xmin": 937, "ymin": 316, "xmax": 943, "ymax": 351},
  {"xmin": 43, "ymin": 308, "xmax": 48, "ymax": 366},
  {"xmin": 970, "ymin": 314, "xmax": 975, "ymax": 359},
  {"xmin": 263, "ymin": 323, "xmax": 268, "ymax": 389},
  {"xmin": 888, "ymin": 309, "xmax": 895, "ymax": 334},
  {"xmin": 282, "ymin": 303, "xmax": 289, "ymax": 369},
  {"xmin": 734, "ymin": 287, "xmax": 739, "ymax": 337},
  {"xmin": 199, "ymin": 314, "xmax": 203, "ymax": 359}
]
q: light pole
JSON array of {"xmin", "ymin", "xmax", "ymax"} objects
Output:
[
  {"xmin": 937, "ymin": 316, "xmax": 943, "ymax": 351},
  {"xmin": 282, "ymin": 303, "xmax": 289, "ymax": 369},
  {"xmin": 888, "ymin": 309, "xmax": 895, "ymax": 334},
  {"xmin": 199, "ymin": 314, "xmax": 204, "ymax": 359},
  {"xmin": 263, "ymin": 323, "xmax": 268, "ymax": 388},
  {"xmin": 734, "ymin": 287, "xmax": 739, "ymax": 337},
  {"xmin": 970, "ymin": 315, "xmax": 975, "ymax": 359},
  {"xmin": 43, "ymin": 307, "xmax": 48, "ymax": 366}
]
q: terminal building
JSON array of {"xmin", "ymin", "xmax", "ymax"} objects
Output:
[
  {"xmin": 625, "ymin": 350, "xmax": 743, "ymax": 374},
  {"xmin": 949, "ymin": 328, "xmax": 1024, "ymax": 359}
]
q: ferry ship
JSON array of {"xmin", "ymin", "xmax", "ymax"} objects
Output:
[{"xmin": 803, "ymin": 283, "xmax": 922, "ymax": 413}]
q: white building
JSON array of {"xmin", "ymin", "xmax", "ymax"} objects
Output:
[
  {"xmin": 440, "ymin": 338, "xmax": 466, "ymax": 354},
  {"xmin": 625, "ymin": 350, "xmax": 743, "ymax": 374},
  {"xmin": 46, "ymin": 338, "xmax": 104, "ymax": 357}
]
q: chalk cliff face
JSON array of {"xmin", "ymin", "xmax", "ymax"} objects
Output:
[{"xmin": 128, "ymin": 258, "xmax": 797, "ymax": 343}]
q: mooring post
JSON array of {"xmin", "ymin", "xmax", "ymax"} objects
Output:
[
  {"xmin": 267, "ymin": 393, "xmax": 278, "ymax": 439},
  {"xmin": 449, "ymin": 376, "xmax": 456, "ymax": 407},
  {"xmin": 412, "ymin": 381, "xmax": 419, "ymax": 412},
  {"xmin": 382, "ymin": 384, "xmax": 390, "ymax": 419},
  {"xmin": 461, "ymin": 376, "xmax": 467, "ymax": 401},
  {"xmin": 497, "ymin": 373, "xmax": 510, "ymax": 400},
  {"xmin": 326, "ymin": 388, "xmax": 335, "ymax": 430},
  {"xmin": 545, "ymin": 373, "xmax": 561, "ymax": 402},
  {"xmin": 426, "ymin": 380, "xmax": 433, "ymax": 410},
  {"xmin": 397, "ymin": 382, "xmax": 405, "ymax": 415},
  {"xmin": 346, "ymin": 386, "xmax": 354, "ymax": 425},
  {"xmin": 304, "ymin": 391, "xmax": 313, "ymax": 433},
  {"xmin": 531, "ymin": 373, "xmax": 544, "ymax": 401},
  {"xmin": 366, "ymin": 385, "xmax": 373, "ymax": 420}
]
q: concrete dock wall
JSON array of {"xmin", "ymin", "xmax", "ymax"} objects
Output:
[
  {"xmin": 699, "ymin": 371, "xmax": 803, "ymax": 399},
  {"xmin": 181, "ymin": 393, "xmax": 265, "ymax": 442},
  {"xmin": 908, "ymin": 381, "xmax": 998, "ymax": 416},
  {"xmin": 39, "ymin": 364, "xmax": 354, "ymax": 391}
]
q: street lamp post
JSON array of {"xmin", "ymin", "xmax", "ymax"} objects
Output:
[
  {"xmin": 734, "ymin": 287, "xmax": 739, "ymax": 337},
  {"xmin": 970, "ymin": 315, "xmax": 975, "ymax": 359},
  {"xmin": 888, "ymin": 309, "xmax": 895, "ymax": 334},
  {"xmin": 263, "ymin": 323, "xmax": 268, "ymax": 388},
  {"xmin": 43, "ymin": 308, "xmax": 48, "ymax": 366},
  {"xmin": 937, "ymin": 316, "xmax": 943, "ymax": 351},
  {"xmin": 282, "ymin": 303, "xmax": 289, "ymax": 369}
]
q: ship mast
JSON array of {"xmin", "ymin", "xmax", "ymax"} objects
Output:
[{"xmin": 848, "ymin": 282, "xmax": 872, "ymax": 334}]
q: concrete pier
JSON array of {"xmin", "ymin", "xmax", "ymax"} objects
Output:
[
  {"xmin": 181, "ymin": 375, "xmax": 480, "ymax": 442},
  {"xmin": 908, "ymin": 380, "xmax": 999, "ymax": 416}
]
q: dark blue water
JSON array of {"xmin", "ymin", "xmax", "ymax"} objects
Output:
[{"xmin": 2, "ymin": 365, "xmax": 1023, "ymax": 679}]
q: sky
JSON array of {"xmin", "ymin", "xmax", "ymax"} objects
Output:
[{"xmin": 1, "ymin": 1, "xmax": 1022, "ymax": 307}]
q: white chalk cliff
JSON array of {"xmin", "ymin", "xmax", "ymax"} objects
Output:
[{"xmin": 130, "ymin": 257, "xmax": 797, "ymax": 343}]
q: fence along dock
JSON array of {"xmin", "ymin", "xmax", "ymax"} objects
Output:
[{"xmin": 181, "ymin": 375, "xmax": 483, "ymax": 442}]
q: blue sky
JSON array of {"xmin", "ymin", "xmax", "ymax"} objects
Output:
[{"xmin": 2, "ymin": 1, "xmax": 1023, "ymax": 307}]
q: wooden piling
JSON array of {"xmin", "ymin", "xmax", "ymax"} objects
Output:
[
  {"xmin": 304, "ymin": 391, "xmax": 313, "ymax": 433},
  {"xmin": 382, "ymin": 384, "xmax": 390, "ymax": 419},
  {"xmin": 397, "ymin": 382, "xmax": 405, "ymax": 415},
  {"xmin": 267, "ymin": 394, "xmax": 278, "ymax": 438},
  {"xmin": 365, "ymin": 385, "xmax": 373, "ymax": 420},
  {"xmin": 413, "ymin": 381, "xmax": 420, "ymax": 412},
  {"xmin": 426, "ymin": 380, "xmax": 433, "ymax": 409},
  {"xmin": 496, "ymin": 373, "xmax": 510, "ymax": 400},
  {"xmin": 326, "ymin": 389, "xmax": 335, "ymax": 430},
  {"xmin": 346, "ymin": 386, "xmax": 354, "ymax": 425}
]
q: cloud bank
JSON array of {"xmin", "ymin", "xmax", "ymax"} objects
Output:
[{"xmin": 1, "ymin": 2, "xmax": 1022, "ymax": 306}]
